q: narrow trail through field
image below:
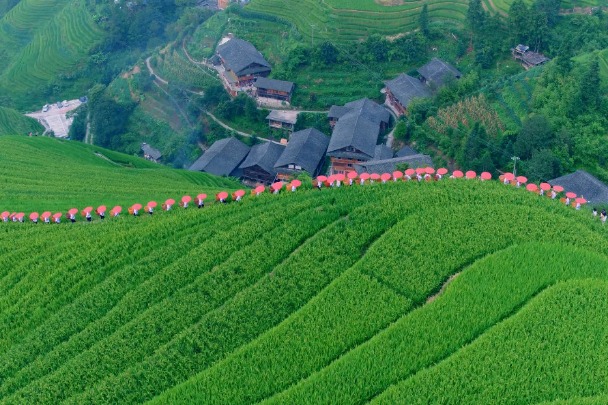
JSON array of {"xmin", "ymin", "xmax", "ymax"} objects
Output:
[
  {"xmin": 426, "ymin": 272, "xmax": 461, "ymax": 303},
  {"xmin": 203, "ymin": 111, "xmax": 280, "ymax": 144}
]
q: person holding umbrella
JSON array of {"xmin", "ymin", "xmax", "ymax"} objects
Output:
[{"xmin": 196, "ymin": 194, "xmax": 206, "ymax": 208}]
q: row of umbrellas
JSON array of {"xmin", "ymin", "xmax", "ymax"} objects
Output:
[{"xmin": 0, "ymin": 168, "xmax": 586, "ymax": 224}]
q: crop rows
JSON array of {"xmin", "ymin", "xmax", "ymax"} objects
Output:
[
  {"xmin": 154, "ymin": 48, "xmax": 219, "ymax": 91},
  {"xmin": 0, "ymin": 106, "xmax": 43, "ymax": 135},
  {"xmin": 153, "ymin": 183, "xmax": 608, "ymax": 404}
]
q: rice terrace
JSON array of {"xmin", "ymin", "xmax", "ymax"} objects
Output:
[{"xmin": 1, "ymin": 0, "xmax": 608, "ymax": 403}]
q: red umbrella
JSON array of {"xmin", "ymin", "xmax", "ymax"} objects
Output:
[
  {"xmin": 566, "ymin": 192, "xmax": 577, "ymax": 199},
  {"xmin": 132, "ymin": 203, "xmax": 143, "ymax": 211},
  {"xmin": 425, "ymin": 167, "xmax": 435, "ymax": 175},
  {"xmin": 145, "ymin": 201, "xmax": 156, "ymax": 209},
  {"xmin": 271, "ymin": 182, "xmax": 283, "ymax": 192},
  {"xmin": 370, "ymin": 173, "xmax": 381, "ymax": 181},
  {"xmin": 381, "ymin": 173, "xmax": 391, "ymax": 182},
  {"xmin": 405, "ymin": 169, "xmax": 416, "ymax": 177},
  {"xmin": 465, "ymin": 170, "xmax": 477, "ymax": 179},
  {"xmin": 97, "ymin": 205, "xmax": 107, "ymax": 214},
  {"xmin": 540, "ymin": 183, "xmax": 551, "ymax": 191},
  {"xmin": 53, "ymin": 212, "xmax": 62, "ymax": 219},
  {"xmin": 360, "ymin": 173, "xmax": 371, "ymax": 180},
  {"xmin": 437, "ymin": 168, "xmax": 448, "ymax": 176},
  {"xmin": 504, "ymin": 172, "xmax": 515, "ymax": 181},
  {"xmin": 166, "ymin": 198, "xmax": 175, "ymax": 206},
  {"xmin": 234, "ymin": 189, "xmax": 246, "ymax": 198},
  {"xmin": 415, "ymin": 168, "xmax": 426, "ymax": 175},
  {"xmin": 327, "ymin": 175, "xmax": 336, "ymax": 184},
  {"xmin": 41, "ymin": 211, "xmax": 51, "ymax": 219},
  {"xmin": 197, "ymin": 193, "xmax": 207, "ymax": 201},
  {"xmin": 347, "ymin": 171, "xmax": 358, "ymax": 179},
  {"xmin": 452, "ymin": 170, "xmax": 464, "ymax": 178},
  {"xmin": 516, "ymin": 176, "xmax": 528, "ymax": 184},
  {"xmin": 112, "ymin": 205, "xmax": 122, "ymax": 214},
  {"xmin": 217, "ymin": 191, "xmax": 229, "ymax": 200},
  {"xmin": 317, "ymin": 175, "xmax": 327, "ymax": 183},
  {"xmin": 553, "ymin": 185, "xmax": 564, "ymax": 193},
  {"xmin": 29, "ymin": 212, "xmax": 39, "ymax": 221},
  {"xmin": 480, "ymin": 172, "xmax": 492, "ymax": 180},
  {"xmin": 68, "ymin": 208, "xmax": 78, "ymax": 216},
  {"xmin": 393, "ymin": 171, "xmax": 404, "ymax": 180},
  {"xmin": 254, "ymin": 185, "xmax": 265, "ymax": 195},
  {"xmin": 291, "ymin": 179, "xmax": 302, "ymax": 188},
  {"xmin": 526, "ymin": 183, "xmax": 538, "ymax": 192},
  {"xmin": 575, "ymin": 197, "xmax": 587, "ymax": 204},
  {"xmin": 182, "ymin": 195, "xmax": 192, "ymax": 204},
  {"xmin": 83, "ymin": 206, "xmax": 93, "ymax": 214},
  {"xmin": 335, "ymin": 173, "xmax": 345, "ymax": 182}
]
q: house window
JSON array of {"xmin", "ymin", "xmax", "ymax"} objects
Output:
[
  {"xmin": 288, "ymin": 164, "xmax": 295, "ymax": 169},
  {"xmin": 295, "ymin": 165, "xmax": 302, "ymax": 170}
]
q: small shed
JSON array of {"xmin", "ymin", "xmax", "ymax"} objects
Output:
[
  {"xmin": 141, "ymin": 143, "xmax": 162, "ymax": 163},
  {"xmin": 511, "ymin": 44, "xmax": 550, "ymax": 69},
  {"xmin": 266, "ymin": 110, "xmax": 298, "ymax": 131},
  {"xmin": 418, "ymin": 58, "xmax": 462, "ymax": 89}
]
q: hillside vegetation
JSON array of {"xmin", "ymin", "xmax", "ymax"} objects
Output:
[
  {"xmin": 0, "ymin": 107, "xmax": 43, "ymax": 135},
  {"xmin": 0, "ymin": 138, "xmax": 606, "ymax": 404},
  {"xmin": 0, "ymin": 136, "xmax": 240, "ymax": 212}
]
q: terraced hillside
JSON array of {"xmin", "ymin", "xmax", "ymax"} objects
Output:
[
  {"xmin": 0, "ymin": 0, "xmax": 103, "ymax": 109},
  {"xmin": 0, "ymin": 135, "xmax": 607, "ymax": 404},
  {"xmin": 246, "ymin": 0, "xmax": 602, "ymax": 42},
  {"xmin": 0, "ymin": 136, "xmax": 241, "ymax": 212},
  {"xmin": 0, "ymin": 107, "xmax": 43, "ymax": 135}
]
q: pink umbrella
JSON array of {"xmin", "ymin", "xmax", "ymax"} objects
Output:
[
  {"xmin": 112, "ymin": 205, "xmax": 122, "ymax": 214},
  {"xmin": 165, "ymin": 198, "xmax": 175, "ymax": 206},
  {"xmin": 526, "ymin": 183, "xmax": 538, "ymax": 192},
  {"xmin": 83, "ymin": 206, "xmax": 93, "ymax": 214},
  {"xmin": 380, "ymin": 173, "xmax": 392, "ymax": 183},
  {"xmin": 234, "ymin": 189, "xmax": 246, "ymax": 198},
  {"xmin": 97, "ymin": 205, "xmax": 107, "ymax": 215},
  {"xmin": 182, "ymin": 195, "xmax": 192, "ymax": 204},
  {"xmin": 465, "ymin": 170, "xmax": 477, "ymax": 179},
  {"xmin": 53, "ymin": 212, "xmax": 62, "ymax": 219},
  {"xmin": 393, "ymin": 171, "xmax": 404, "ymax": 180},
  {"xmin": 253, "ymin": 185, "xmax": 265, "ymax": 195},
  {"xmin": 540, "ymin": 183, "xmax": 551, "ymax": 191},
  {"xmin": 370, "ymin": 173, "xmax": 381, "ymax": 181},
  {"xmin": 68, "ymin": 208, "xmax": 78, "ymax": 216},
  {"xmin": 291, "ymin": 179, "xmax": 302, "ymax": 188},
  {"xmin": 15, "ymin": 213, "xmax": 24, "ymax": 221},
  {"xmin": 404, "ymin": 169, "xmax": 416, "ymax": 177},
  {"xmin": 327, "ymin": 175, "xmax": 336, "ymax": 184},
  {"xmin": 504, "ymin": 173, "xmax": 515, "ymax": 181},
  {"xmin": 41, "ymin": 211, "xmax": 51, "ymax": 221},
  {"xmin": 317, "ymin": 175, "xmax": 327, "ymax": 183},
  {"xmin": 415, "ymin": 168, "xmax": 426, "ymax": 176},
  {"xmin": 29, "ymin": 212, "xmax": 39, "ymax": 221},
  {"xmin": 553, "ymin": 185, "xmax": 564, "ymax": 193},
  {"xmin": 335, "ymin": 173, "xmax": 345, "ymax": 182},
  {"xmin": 575, "ymin": 197, "xmax": 587, "ymax": 205},
  {"xmin": 566, "ymin": 192, "xmax": 577, "ymax": 199},
  {"xmin": 148, "ymin": 201, "xmax": 158, "ymax": 208},
  {"xmin": 217, "ymin": 191, "xmax": 229, "ymax": 201},
  {"xmin": 1, "ymin": 211, "xmax": 9, "ymax": 221},
  {"xmin": 360, "ymin": 173, "xmax": 371, "ymax": 182},
  {"xmin": 437, "ymin": 168, "xmax": 448, "ymax": 176},
  {"xmin": 197, "ymin": 193, "xmax": 207, "ymax": 201},
  {"xmin": 132, "ymin": 203, "xmax": 143, "ymax": 211},
  {"xmin": 452, "ymin": 170, "xmax": 464, "ymax": 178},
  {"xmin": 425, "ymin": 167, "xmax": 435, "ymax": 175},
  {"xmin": 516, "ymin": 176, "xmax": 528, "ymax": 184},
  {"xmin": 271, "ymin": 182, "xmax": 284, "ymax": 192},
  {"xmin": 347, "ymin": 171, "xmax": 358, "ymax": 179},
  {"xmin": 480, "ymin": 172, "xmax": 492, "ymax": 181}
]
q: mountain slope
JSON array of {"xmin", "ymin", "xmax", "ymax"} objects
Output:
[{"xmin": 0, "ymin": 138, "xmax": 606, "ymax": 404}]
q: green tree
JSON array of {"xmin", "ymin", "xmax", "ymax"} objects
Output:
[
  {"xmin": 508, "ymin": 0, "xmax": 530, "ymax": 44},
  {"xmin": 525, "ymin": 149, "xmax": 561, "ymax": 181},
  {"xmin": 514, "ymin": 115, "xmax": 553, "ymax": 160},
  {"xmin": 467, "ymin": 0, "xmax": 486, "ymax": 33},
  {"xmin": 419, "ymin": 4, "xmax": 430, "ymax": 38},
  {"xmin": 579, "ymin": 56, "xmax": 601, "ymax": 112}
]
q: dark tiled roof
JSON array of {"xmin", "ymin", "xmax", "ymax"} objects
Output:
[
  {"xmin": 385, "ymin": 73, "xmax": 432, "ymax": 108},
  {"xmin": 327, "ymin": 112, "xmax": 380, "ymax": 159},
  {"xmin": 274, "ymin": 128, "xmax": 330, "ymax": 175},
  {"xmin": 343, "ymin": 98, "xmax": 390, "ymax": 125},
  {"xmin": 417, "ymin": 58, "xmax": 462, "ymax": 88},
  {"xmin": 521, "ymin": 51, "xmax": 549, "ymax": 66},
  {"xmin": 217, "ymin": 38, "xmax": 271, "ymax": 77},
  {"xmin": 354, "ymin": 154, "xmax": 433, "ymax": 174},
  {"xmin": 328, "ymin": 105, "xmax": 350, "ymax": 120},
  {"xmin": 549, "ymin": 170, "xmax": 608, "ymax": 205},
  {"xmin": 327, "ymin": 98, "xmax": 391, "ymax": 160},
  {"xmin": 239, "ymin": 141, "xmax": 286, "ymax": 176},
  {"xmin": 189, "ymin": 137, "xmax": 250, "ymax": 177},
  {"xmin": 266, "ymin": 110, "xmax": 298, "ymax": 125},
  {"xmin": 396, "ymin": 145, "xmax": 418, "ymax": 157},
  {"xmin": 374, "ymin": 144, "xmax": 394, "ymax": 160},
  {"xmin": 254, "ymin": 77, "xmax": 294, "ymax": 93},
  {"xmin": 141, "ymin": 143, "xmax": 162, "ymax": 160}
]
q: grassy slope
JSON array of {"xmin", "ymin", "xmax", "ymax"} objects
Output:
[
  {"xmin": 0, "ymin": 137, "xmax": 605, "ymax": 404},
  {"xmin": 0, "ymin": 107, "xmax": 44, "ymax": 135},
  {"xmin": 0, "ymin": 136, "xmax": 241, "ymax": 212}
]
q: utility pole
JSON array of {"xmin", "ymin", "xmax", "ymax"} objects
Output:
[
  {"xmin": 511, "ymin": 156, "xmax": 520, "ymax": 177},
  {"xmin": 310, "ymin": 24, "xmax": 316, "ymax": 47}
]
